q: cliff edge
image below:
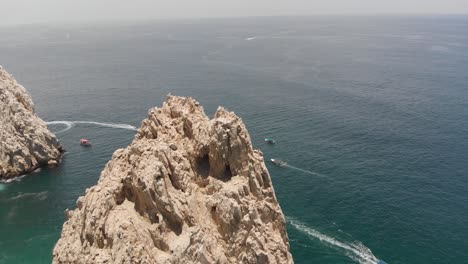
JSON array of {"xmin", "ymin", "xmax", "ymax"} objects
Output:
[
  {"xmin": 53, "ymin": 96, "xmax": 293, "ymax": 263},
  {"xmin": 0, "ymin": 67, "xmax": 63, "ymax": 179}
]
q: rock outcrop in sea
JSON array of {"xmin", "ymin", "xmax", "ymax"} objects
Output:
[
  {"xmin": 53, "ymin": 96, "xmax": 293, "ymax": 263},
  {"xmin": 0, "ymin": 67, "xmax": 63, "ymax": 180}
]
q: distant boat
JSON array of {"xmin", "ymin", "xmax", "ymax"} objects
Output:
[
  {"xmin": 270, "ymin": 158, "xmax": 287, "ymax": 167},
  {"xmin": 80, "ymin": 139, "xmax": 91, "ymax": 146},
  {"xmin": 264, "ymin": 138, "xmax": 276, "ymax": 144}
]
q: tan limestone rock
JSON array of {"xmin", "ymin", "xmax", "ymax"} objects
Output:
[
  {"xmin": 53, "ymin": 96, "xmax": 293, "ymax": 264},
  {"xmin": 0, "ymin": 67, "xmax": 63, "ymax": 179}
]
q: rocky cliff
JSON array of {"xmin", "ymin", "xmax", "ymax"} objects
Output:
[
  {"xmin": 53, "ymin": 96, "xmax": 293, "ymax": 264},
  {"xmin": 0, "ymin": 67, "xmax": 63, "ymax": 180}
]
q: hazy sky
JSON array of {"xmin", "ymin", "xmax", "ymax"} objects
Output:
[{"xmin": 2, "ymin": 0, "xmax": 468, "ymax": 25}]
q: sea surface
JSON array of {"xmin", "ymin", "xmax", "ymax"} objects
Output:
[{"xmin": 1, "ymin": 16, "xmax": 468, "ymax": 264}]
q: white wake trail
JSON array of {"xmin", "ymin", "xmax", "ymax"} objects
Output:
[
  {"xmin": 7, "ymin": 191, "xmax": 49, "ymax": 201},
  {"xmin": 46, "ymin": 121, "xmax": 138, "ymax": 133},
  {"xmin": 46, "ymin": 121, "xmax": 73, "ymax": 133},
  {"xmin": 288, "ymin": 218, "xmax": 380, "ymax": 264},
  {"xmin": 285, "ymin": 164, "xmax": 328, "ymax": 178},
  {"xmin": 0, "ymin": 174, "xmax": 27, "ymax": 184}
]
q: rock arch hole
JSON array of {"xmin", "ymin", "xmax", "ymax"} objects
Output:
[
  {"xmin": 220, "ymin": 165, "xmax": 233, "ymax": 182},
  {"xmin": 196, "ymin": 154, "xmax": 210, "ymax": 179}
]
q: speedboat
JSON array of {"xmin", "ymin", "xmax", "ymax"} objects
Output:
[
  {"xmin": 80, "ymin": 139, "xmax": 91, "ymax": 146},
  {"xmin": 270, "ymin": 158, "xmax": 287, "ymax": 167},
  {"xmin": 264, "ymin": 138, "xmax": 276, "ymax": 144}
]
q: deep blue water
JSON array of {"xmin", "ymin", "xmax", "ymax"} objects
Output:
[{"xmin": 1, "ymin": 16, "xmax": 468, "ymax": 264}]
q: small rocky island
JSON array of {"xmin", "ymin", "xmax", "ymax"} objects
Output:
[
  {"xmin": 54, "ymin": 96, "xmax": 293, "ymax": 263},
  {"xmin": 0, "ymin": 67, "xmax": 63, "ymax": 180}
]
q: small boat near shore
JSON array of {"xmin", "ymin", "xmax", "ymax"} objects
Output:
[
  {"xmin": 80, "ymin": 139, "xmax": 91, "ymax": 146},
  {"xmin": 270, "ymin": 158, "xmax": 287, "ymax": 167},
  {"xmin": 264, "ymin": 138, "xmax": 276, "ymax": 144}
]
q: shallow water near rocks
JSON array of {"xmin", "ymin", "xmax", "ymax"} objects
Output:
[{"xmin": 1, "ymin": 16, "xmax": 468, "ymax": 264}]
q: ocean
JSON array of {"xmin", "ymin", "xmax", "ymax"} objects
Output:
[{"xmin": 1, "ymin": 16, "xmax": 467, "ymax": 263}]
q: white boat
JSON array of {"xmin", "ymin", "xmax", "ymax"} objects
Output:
[{"xmin": 270, "ymin": 158, "xmax": 287, "ymax": 167}]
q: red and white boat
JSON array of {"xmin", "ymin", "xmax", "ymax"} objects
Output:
[{"xmin": 80, "ymin": 139, "xmax": 91, "ymax": 146}]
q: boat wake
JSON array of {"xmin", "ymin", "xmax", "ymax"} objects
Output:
[
  {"xmin": 0, "ymin": 174, "xmax": 27, "ymax": 184},
  {"xmin": 285, "ymin": 164, "xmax": 328, "ymax": 178},
  {"xmin": 288, "ymin": 218, "xmax": 381, "ymax": 264},
  {"xmin": 46, "ymin": 121, "xmax": 138, "ymax": 133},
  {"xmin": 0, "ymin": 168, "xmax": 43, "ymax": 185},
  {"xmin": 7, "ymin": 191, "xmax": 48, "ymax": 201}
]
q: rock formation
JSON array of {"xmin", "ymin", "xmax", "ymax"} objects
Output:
[
  {"xmin": 0, "ymin": 66, "xmax": 63, "ymax": 180},
  {"xmin": 53, "ymin": 96, "xmax": 293, "ymax": 263}
]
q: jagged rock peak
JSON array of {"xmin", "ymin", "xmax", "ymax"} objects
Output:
[
  {"xmin": 0, "ymin": 67, "xmax": 63, "ymax": 179},
  {"xmin": 53, "ymin": 95, "xmax": 293, "ymax": 264}
]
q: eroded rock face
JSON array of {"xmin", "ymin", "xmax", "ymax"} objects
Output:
[
  {"xmin": 0, "ymin": 67, "xmax": 63, "ymax": 179},
  {"xmin": 53, "ymin": 96, "xmax": 293, "ymax": 264}
]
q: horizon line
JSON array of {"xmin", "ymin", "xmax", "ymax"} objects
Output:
[{"xmin": 2, "ymin": 12, "xmax": 468, "ymax": 27}]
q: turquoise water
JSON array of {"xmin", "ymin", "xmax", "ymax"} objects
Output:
[{"xmin": 1, "ymin": 16, "xmax": 468, "ymax": 263}]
